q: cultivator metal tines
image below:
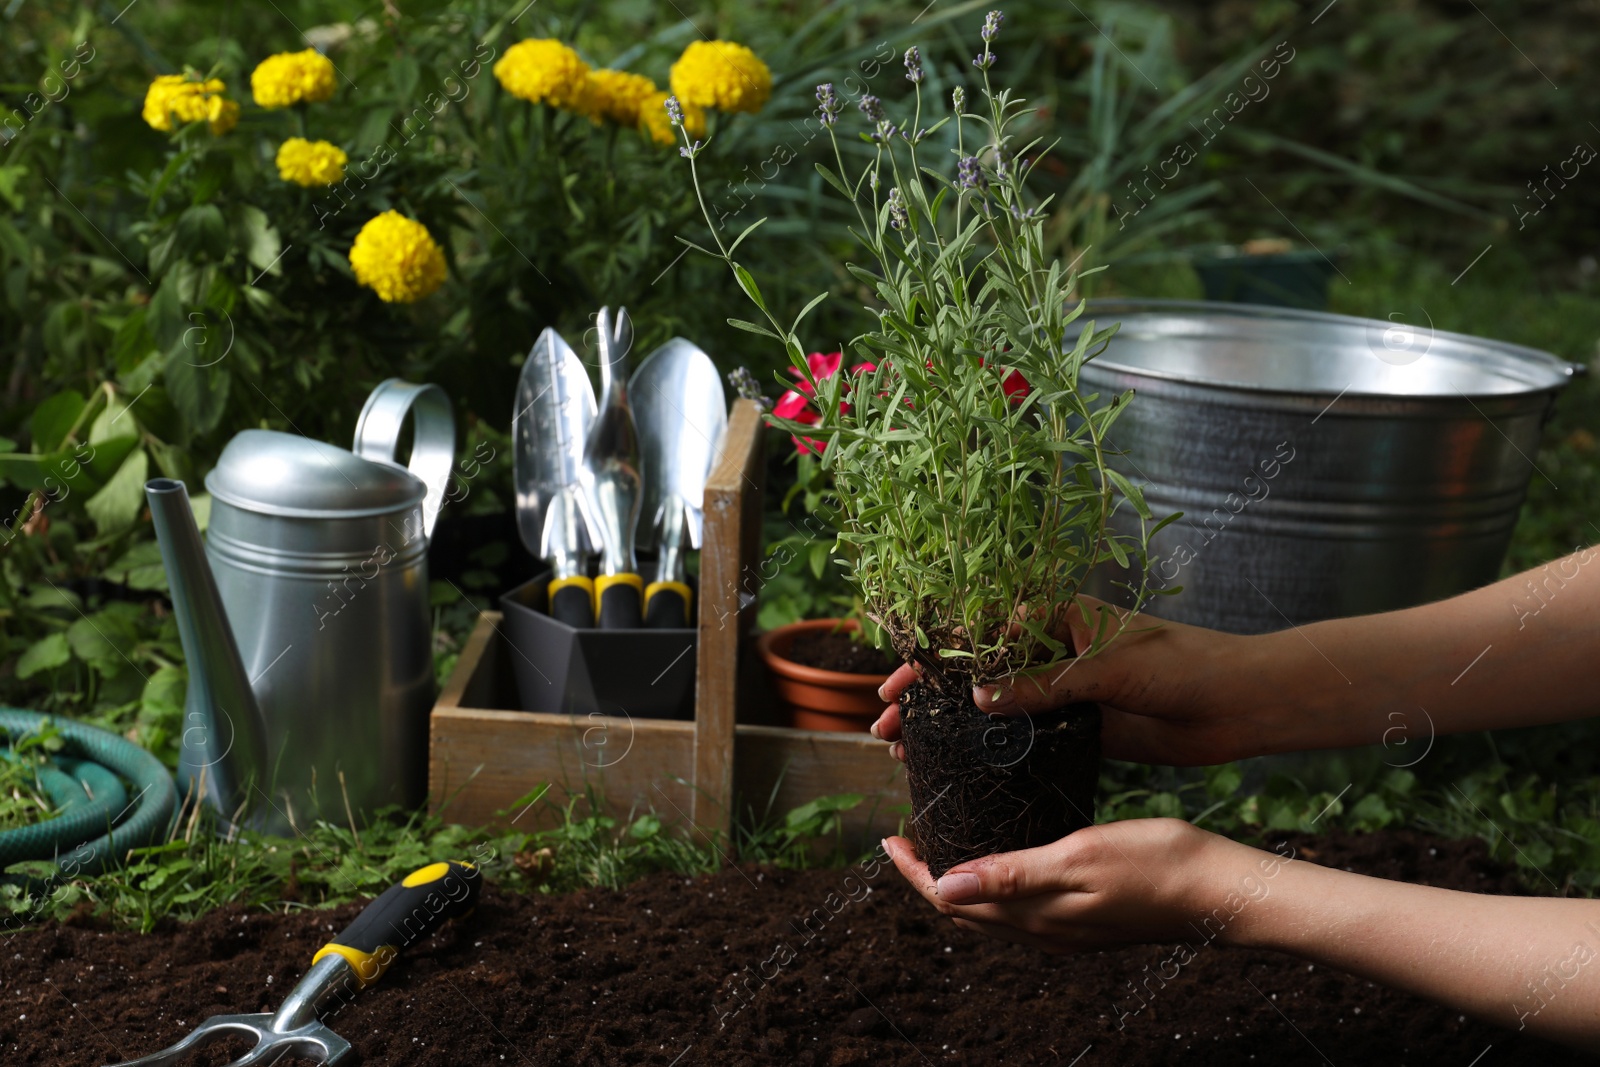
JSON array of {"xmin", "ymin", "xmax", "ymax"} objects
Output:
[{"xmin": 103, "ymin": 860, "xmax": 479, "ymax": 1067}]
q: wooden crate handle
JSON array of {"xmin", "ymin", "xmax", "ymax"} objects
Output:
[{"xmin": 692, "ymin": 399, "xmax": 765, "ymax": 841}]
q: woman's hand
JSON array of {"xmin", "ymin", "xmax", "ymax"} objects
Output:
[
  {"xmin": 881, "ymin": 819, "xmax": 1277, "ymax": 955},
  {"xmin": 871, "ymin": 596, "xmax": 1280, "ymax": 766}
]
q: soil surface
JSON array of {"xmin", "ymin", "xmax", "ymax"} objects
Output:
[
  {"xmin": 902, "ymin": 680, "xmax": 1099, "ymax": 878},
  {"xmin": 0, "ymin": 829, "xmax": 1569, "ymax": 1066},
  {"xmin": 786, "ymin": 630, "xmax": 898, "ymax": 676}
]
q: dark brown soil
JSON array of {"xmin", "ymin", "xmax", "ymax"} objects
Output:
[
  {"xmin": 0, "ymin": 829, "xmax": 1568, "ymax": 1066},
  {"xmin": 786, "ymin": 630, "xmax": 897, "ymax": 676},
  {"xmin": 901, "ymin": 679, "xmax": 1100, "ymax": 878}
]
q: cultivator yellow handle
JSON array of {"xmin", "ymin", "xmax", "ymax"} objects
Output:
[
  {"xmin": 106, "ymin": 859, "xmax": 482, "ymax": 1067},
  {"xmin": 312, "ymin": 860, "xmax": 481, "ymax": 989}
]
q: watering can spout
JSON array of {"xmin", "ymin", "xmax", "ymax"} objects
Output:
[{"xmin": 145, "ymin": 478, "xmax": 270, "ymax": 829}]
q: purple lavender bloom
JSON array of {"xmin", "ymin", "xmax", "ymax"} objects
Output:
[
  {"xmin": 858, "ymin": 94, "xmax": 885, "ymax": 123},
  {"xmin": 873, "ymin": 119, "xmax": 899, "ymax": 143},
  {"xmin": 887, "ymin": 187, "xmax": 908, "ymax": 230},
  {"xmin": 665, "ymin": 95, "xmax": 684, "ymax": 127},
  {"xmin": 904, "ymin": 46, "xmax": 924, "ymax": 84},
  {"xmin": 957, "ymin": 155, "xmax": 983, "ymax": 190},
  {"xmin": 981, "ymin": 9, "xmax": 1005, "ymax": 41},
  {"xmin": 972, "ymin": 51, "xmax": 996, "ymax": 71},
  {"xmin": 816, "ymin": 83, "xmax": 842, "ymax": 126}
]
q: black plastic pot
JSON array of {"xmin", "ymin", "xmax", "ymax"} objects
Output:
[{"xmin": 499, "ymin": 571, "xmax": 697, "ymax": 720}]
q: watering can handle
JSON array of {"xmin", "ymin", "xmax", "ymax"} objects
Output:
[{"xmin": 353, "ymin": 379, "xmax": 456, "ymax": 541}]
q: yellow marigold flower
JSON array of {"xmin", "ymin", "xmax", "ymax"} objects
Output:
[
  {"xmin": 586, "ymin": 69, "xmax": 657, "ymax": 126},
  {"xmin": 639, "ymin": 90, "xmax": 705, "ymax": 146},
  {"xmin": 669, "ymin": 40, "xmax": 771, "ymax": 114},
  {"xmin": 276, "ymin": 137, "xmax": 347, "ymax": 186},
  {"xmin": 348, "ymin": 211, "xmax": 447, "ymax": 304},
  {"xmin": 141, "ymin": 74, "xmax": 236, "ymax": 134},
  {"xmin": 493, "ymin": 39, "xmax": 591, "ymax": 112},
  {"xmin": 207, "ymin": 96, "xmax": 240, "ymax": 135},
  {"xmin": 250, "ymin": 49, "xmax": 337, "ymax": 109}
]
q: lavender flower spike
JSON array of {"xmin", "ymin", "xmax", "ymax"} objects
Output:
[
  {"xmin": 816, "ymin": 83, "xmax": 842, "ymax": 126},
  {"xmin": 904, "ymin": 46, "xmax": 924, "ymax": 84},
  {"xmin": 665, "ymin": 95, "xmax": 684, "ymax": 127},
  {"xmin": 981, "ymin": 10, "xmax": 1005, "ymax": 41},
  {"xmin": 887, "ymin": 187, "xmax": 908, "ymax": 230},
  {"xmin": 952, "ymin": 85, "xmax": 966, "ymax": 112},
  {"xmin": 957, "ymin": 155, "xmax": 983, "ymax": 190},
  {"xmin": 858, "ymin": 94, "xmax": 885, "ymax": 123}
]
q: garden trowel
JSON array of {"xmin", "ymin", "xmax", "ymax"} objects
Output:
[
  {"xmin": 102, "ymin": 861, "xmax": 480, "ymax": 1067},
  {"xmin": 515, "ymin": 327, "xmax": 598, "ymax": 628},
  {"xmin": 630, "ymin": 338, "xmax": 727, "ymax": 628}
]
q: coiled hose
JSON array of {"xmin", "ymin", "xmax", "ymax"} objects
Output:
[{"xmin": 0, "ymin": 707, "xmax": 179, "ymax": 883}]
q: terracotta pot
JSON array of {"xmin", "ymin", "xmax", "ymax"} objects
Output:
[{"xmin": 756, "ymin": 619, "xmax": 891, "ymax": 732}]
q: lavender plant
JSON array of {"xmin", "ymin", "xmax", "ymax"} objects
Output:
[{"xmin": 674, "ymin": 14, "xmax": 1171, "ymax": 690}]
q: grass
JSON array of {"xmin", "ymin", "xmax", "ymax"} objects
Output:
[
  {"xmin": 0, "ymin": 779, "xmax": 878, "ymax": 934},
  {"xmin": 0, "ymin": 725, "xmax": 60, "ymax": 832}
]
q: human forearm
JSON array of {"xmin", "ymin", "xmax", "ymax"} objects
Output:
[
  {"xmin": 1225, "ymin": 851, "xmax": 1600, "ymax": 1050},
  {"xmin": 1257, "ymin": 545, "xmax": 1600, "ymax": 754}
]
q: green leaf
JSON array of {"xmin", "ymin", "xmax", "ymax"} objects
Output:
[
  {"xmin": 90, "ymin": 391, "xmax": 136, "ymax": 442},
  {"xmin": 30, "ymin": 391, "xmax": 85, "ymax": 452},
  {"xmin": 148, "ymin": 276, "xmax": 186, "ymax": 353},
  {"xmin": 176, "ymin": 204, "xmax": 227, "ymax": 260},
  {"xmin": 725, "ymin": 217, "xmax": 768, "ymax": 258},
  {"xmin": 390, "ymin": 53, "xmax": 420, "ymax": 101},
  {"xmin": 83, "ymin": 448, "xmax": 149, "ymax": 537},
  {"xmin": 164, "ymin": 354, "xmax": 231, "ymax": 436},
  {"xmin": 108, "ymin": 540, "xmax": 171, "ymax": 591},
  {"xmin": 238, "ymin": 205, "xmax": 283, "ymax": 274},
  {"xmin": 16, "ymin": 633, "xmax": 70, "ymax": 679},
  {"xmin": 808, "ymin": 540, "xmax": 831, "ymax": 580},
  {"xmin": 732, "ymin": 263, "xmax": 766, "ymax": 311},
  {"xmin": 726, "ymin": 318, "xmax": 779, "ymax": 340},
  {"xmin": 814, "ymin": 163, "xmax": 852, "ymax": 199}
]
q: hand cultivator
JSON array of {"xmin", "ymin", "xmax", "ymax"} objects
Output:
[{"xmin": 103, "ymin": 860, "xmax": 479, "ymax": 1066}]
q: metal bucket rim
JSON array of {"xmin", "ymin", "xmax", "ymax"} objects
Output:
[{"xmin": 1081, "ymin": 299, "xmax": 1578, "ymax": 400}]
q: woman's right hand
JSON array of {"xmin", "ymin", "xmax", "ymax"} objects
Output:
[{"xmin": 870, "ymin": 597, "xmax": 1282, "ymax": 767}]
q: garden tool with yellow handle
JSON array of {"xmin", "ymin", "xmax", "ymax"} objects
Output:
[
  {"xmin": 578, "ymin": 306, "xmax": 646, "ymax": 629},
  {"xmin": 629, "ymin": 337, "xmax": 728, "ymax": 629},
  {"xmin": 102, "ymin": 860, "xmax": 480, "ymax": 1067},
  {"xmin": 515, "ymin": 327, "xmax": 599, "ymax": 628}
]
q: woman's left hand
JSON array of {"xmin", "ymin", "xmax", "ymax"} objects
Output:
[{"xmin": 883, "ymin": 819, "xmax": 1282, "ymax": 955}]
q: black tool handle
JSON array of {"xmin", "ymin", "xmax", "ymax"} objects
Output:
[
  {"xmin": 311, "ymin": 860, "xmax": 481, "ymax": 987},
  {"xmin": 595, "ymin": 573, "xmax": 644, "ymax": 629},
  {"xmin": 549, "ymin": 575, "xmax": 595, "ymax": 628},
  {"xmin": 643, "ymin": 581, "xmax": 692, "ymax": 628}
]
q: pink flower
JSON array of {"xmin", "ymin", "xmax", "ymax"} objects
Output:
[{"xmin": 771, "ymin": 351, "xmax": 863, "ymax": 455}]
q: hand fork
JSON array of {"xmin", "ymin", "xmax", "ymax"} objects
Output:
[{"xmin": 102, "ymin": 860, "xmax": 481, "ymax": 1066}]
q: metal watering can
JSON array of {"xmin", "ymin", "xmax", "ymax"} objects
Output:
[{"xmin": 145, "ymin": 380, "xmax": 454, "ymax": 835}]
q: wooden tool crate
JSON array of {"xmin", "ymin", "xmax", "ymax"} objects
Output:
[{"xmin": 429, "ymin": 400, "xmax": 910, "ymax": 849}]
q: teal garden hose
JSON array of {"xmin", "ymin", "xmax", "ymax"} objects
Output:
[{"xmin": 0, "ymin": 707, "xmax": 179, "ymax": 882}]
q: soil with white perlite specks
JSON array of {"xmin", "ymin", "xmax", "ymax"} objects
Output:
[{"xmin": 0, "ymin": 830, "xmax": 1571, "ymax": 1065}]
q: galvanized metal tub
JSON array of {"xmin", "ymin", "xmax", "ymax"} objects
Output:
[{"xmin": 1080, "ymin": 300, "xmax": 1578, "ymax": 634}]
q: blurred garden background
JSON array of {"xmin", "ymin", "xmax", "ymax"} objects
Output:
[{"xmin": 2, "ymin": 0, "xmax": 1598, "ymax": 919}]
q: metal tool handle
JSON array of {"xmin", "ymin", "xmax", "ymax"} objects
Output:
[
  {"xmin": 310, "ymin": 860, "xmax": 481, "ymax": 990},
  {"xmin": 353, "ymin": 379, "xmax": 456, "ymax": 541}
]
